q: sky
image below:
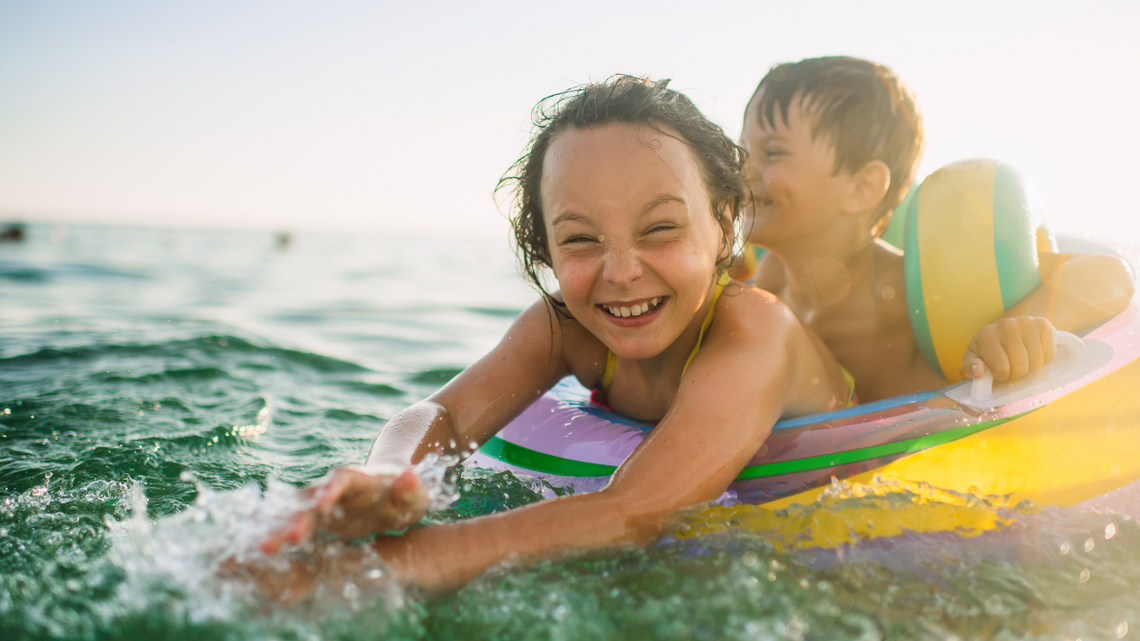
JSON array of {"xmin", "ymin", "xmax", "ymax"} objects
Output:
[{"xmin": 1, "ymin": 0, "xmax": 1138, "ymax": 240}]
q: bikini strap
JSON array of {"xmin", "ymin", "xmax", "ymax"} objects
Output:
[
  {"xmin": 600, "ymin": 350, "xmax": 616, "ymax": 393},
  {"xmin": 840, "ymin": 365, "xmax": 858, "ymax": 407},
  {"xmin": 681, "ymin": 271, "xmax": 731, "ymax": 377}
]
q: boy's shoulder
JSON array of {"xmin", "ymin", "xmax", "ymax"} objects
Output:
[
  {"xmin": 751, "ymin": 253, "xmax": 787, "ymax": 294},
  {"xmin": 869, "ymin": 243, "xmax": 912, "ymax": 337}
]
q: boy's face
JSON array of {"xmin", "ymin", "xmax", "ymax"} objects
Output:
[{"xmin": 740, "ymin": 93, "xmax": 856, "ymax": 248}]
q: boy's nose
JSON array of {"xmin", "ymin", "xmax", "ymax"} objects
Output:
[
  {"xmin": 744, "ymin": 160, "xmax": 763, "ymax": 182},
  {"xmin": 602, "ymin": 247, "xmax": 643, "ymax": 286},
  {"xmin": 743, "ymin": 164, "xmax": 766, "ymax": 192}
]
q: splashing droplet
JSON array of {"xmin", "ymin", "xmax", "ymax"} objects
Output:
[
  {"xmin": 1085, "ymin": 537, "xmax": 1095, "ymax": 552},
  {"xmin": 1060, "ymin": 542, "xmax": 1071, "ymax": 555},
  {"xmin": 1118, "ymin": 621, "xmax": 1129, "ymax": 638},
  {"xmin": 1079, "ymin": 568, "xmax": 1091, "ymax": 583},
  {"xmin": 1107, "ymin": 522, "xmax": 1117, "ymax": 540}
]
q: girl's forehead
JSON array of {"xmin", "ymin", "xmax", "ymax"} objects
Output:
[
  {"xmin": 540, "ymin": 124, "xmax": 707, "ymax": 221},
  {"xmin": 543, "ymin": 124, "xmax": 700, "ymax": 186}
]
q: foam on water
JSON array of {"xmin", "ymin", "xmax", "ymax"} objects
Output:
[{"xmin": 102, "ymin": 451, "xmax": 463, "ymax": 623}]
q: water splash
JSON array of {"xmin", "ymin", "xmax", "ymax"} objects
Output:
[
  {"xmin": 412, "ymin": 452, "xmax": 462, "ymax": 512},
  {"xmin": 101, "ymin": 476, "xmax": 402, "ymax": 624}
]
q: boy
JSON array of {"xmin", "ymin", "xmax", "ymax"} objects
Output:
[{"xmin": 741, "ymin": 57, "xmax": 1134, "ymax": 402}]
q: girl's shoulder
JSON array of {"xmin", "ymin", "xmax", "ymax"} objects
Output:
[{"xmin": 714, "ymin": 281, "xmax": 801, "ymax": 339}]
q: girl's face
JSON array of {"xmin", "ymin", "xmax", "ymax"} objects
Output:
[{"xmin": 541, "ymin": 123, "xmax": 729, "ymax": 360}]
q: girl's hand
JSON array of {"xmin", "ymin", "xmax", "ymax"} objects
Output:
[
  {"xmin": 260, "ymin": 466, "xmax": 429, "ymax": 555},
  {"xmin": 960, "ymin": 316, "xmax": 1057, "ymax": 383}
]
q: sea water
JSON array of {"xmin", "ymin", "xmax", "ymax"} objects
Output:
[{"xmin": 2, "ymin": 223, "xmax": 1140, "ymax": 640}]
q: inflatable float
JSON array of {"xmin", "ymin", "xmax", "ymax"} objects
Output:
[{"xmin": 467, "ymin": 159, "xmax": 1140, "ymax": 515}]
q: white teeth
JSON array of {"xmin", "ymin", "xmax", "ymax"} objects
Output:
[{"xmin": 605, "ymin": 301, "xmax": 658, "ymax": 317}]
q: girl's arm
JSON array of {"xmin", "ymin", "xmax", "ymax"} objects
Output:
[
  {"xmin": 371, "ymin": 290, "xmax": 843, "ymax": 593},
  {"xmin": 261, "ymin": 300, "xmax": 578, "ymax": 553}
]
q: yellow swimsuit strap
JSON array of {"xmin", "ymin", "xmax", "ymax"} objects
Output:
[
  {"xmin": 840, "ymin": 365, "xmax": 858, "ymax": 408},
  {"xmin": 601, "ymin": 272, "xmax": 730, "ymax": 393}
]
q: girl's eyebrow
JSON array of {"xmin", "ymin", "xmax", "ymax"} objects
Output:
[
  {"xmin": 550, "ymin": 195, "xmax": 685, "ymax": 228},
  {"xmin": 550, "ymin": 211, "xmax": 591, "ymax": 228},
  {"xmin": 641, "ymin": 194, "xmax": 685, "ymax": 215}
]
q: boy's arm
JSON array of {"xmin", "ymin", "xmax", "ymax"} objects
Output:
[{"xmin": 962, "ymin": 252, "xmax": 1135, "ymax": 381}]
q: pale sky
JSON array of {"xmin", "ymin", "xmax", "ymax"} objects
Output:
[{"xmin": 1, "ymin": 0, "xmax": 1137, "ymax": 240}]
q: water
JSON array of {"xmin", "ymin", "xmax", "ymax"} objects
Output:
[{"xmin": 3, "ymin": 223, "xmax": 1140, "ymax": 640}]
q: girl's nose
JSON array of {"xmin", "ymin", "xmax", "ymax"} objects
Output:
[{"xmin": 602, "ymin": 246, "xmax": 643, "ymax": 287}]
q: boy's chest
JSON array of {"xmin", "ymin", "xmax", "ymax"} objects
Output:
[{"xmin": 809, "ymin": 299, "xmax": 945, "ymax": 402}]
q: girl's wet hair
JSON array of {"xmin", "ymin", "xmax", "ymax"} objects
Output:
[{"xmin": 498, "ymin": 75, "xmax": 748, "ymax": 316}]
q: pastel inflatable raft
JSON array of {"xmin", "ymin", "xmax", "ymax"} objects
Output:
[{"xmin": 467, "ymin": 160, "xmax": 1140, "ymax": 513}]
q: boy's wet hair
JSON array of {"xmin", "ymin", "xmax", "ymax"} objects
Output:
[
  {"xmin": 499, "ymin": 75, "xmax": 748, "ymax": 315},
  {"xmin": 752, "ymin": 56, "xmax": 924, "ymax": 236}
]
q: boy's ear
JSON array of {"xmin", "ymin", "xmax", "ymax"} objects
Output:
[{"xmin": 842, "ymin": 160, "xmax": 891, "ymax": 216}]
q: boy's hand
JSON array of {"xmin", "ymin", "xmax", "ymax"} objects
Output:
[
  {"xmin": 260, "ymin": 466, "xmax": 428, "ymax": 555},
  {"xmin": 961, "ymin": 316, "xmax": 1057, "ymax": 383}
]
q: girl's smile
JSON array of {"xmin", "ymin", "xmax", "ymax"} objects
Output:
[
  {"xmin": 540, "ymin": 122, "xmax": 729, "ymax": 361},
  {"xmin": 597, "ymin": 295, "xmax": 668, "ymax": 330}
]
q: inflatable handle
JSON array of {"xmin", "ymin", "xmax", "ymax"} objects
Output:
[
  {"xmin": 969, "ymin": 370, "xmax": 994, "ymax": 401},
  {"xmin": 969, "ymin": 331, "xmax": 1085, "ymax": 403}
]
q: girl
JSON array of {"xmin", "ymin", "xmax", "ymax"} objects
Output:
[{"xmin": 259, "ymin": 76, "xmax": 851, "ymax": 594}]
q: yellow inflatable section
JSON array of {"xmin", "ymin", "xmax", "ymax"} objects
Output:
[{"xmin": 904, "ymin": 159, "xmax": 1052, "ymax": 382}]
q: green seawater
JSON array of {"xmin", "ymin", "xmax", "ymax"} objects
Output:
[{"xmin": 2, "ymin": 224, "xmax": 1140, "ymax": 640}]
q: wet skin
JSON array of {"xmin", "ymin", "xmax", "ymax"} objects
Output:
[
  {"xmin": 256, "ymin": 122, "xmax": 849, "ymax": 594},
  {"xmin": 740, "ymin": 93, "xmax": 1134, "ymax": 401}
]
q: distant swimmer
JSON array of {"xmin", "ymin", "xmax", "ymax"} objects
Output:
[{"xmin": 0, "ymin": 223, "xmax": 26, "ymax": 242}]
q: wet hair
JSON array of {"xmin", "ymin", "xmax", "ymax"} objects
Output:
[
  {"xmin": 498, "ymin": 75, "xmax": 748, "ymax": 316},
  {"xmin": 751, "ymin": 56, "xmax": 924, "ymax": 236}
]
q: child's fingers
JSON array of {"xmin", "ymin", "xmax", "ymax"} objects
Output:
[
  {"xmin": 1019, "ymin": 323, "xmax": 1046, "ymax": 373},
  {"xmin": 285, "ymin": 510, "xmax": 316, "ymax": 544},
  {"xmin": 260, "ymin": 529, "xmax": 286, "ymax": 555},
  {"xmin": 389, "ymin": 469, "xmax": 421, "ymax": 506},
  {"xmin": 977, "ymin": 339, "xmax": 1012, "ymax": 382},
  {"xmin": 1040, "ymin": 320, "xmax": 1057, "ymax": 364},
  {"xmin": 960, "ymin": 351, "xmax": 987, "ymax": 380},
  {"xmin": 381, "ymin": 469, "xmax": 428, "ymax": 529},
  {"xmin": 998, "ymin": 337, "xmax": 1029, "ymax": 381},
  {"xmin": 316, "ymin": 469, "xmax": 362, "ymax": 514}
]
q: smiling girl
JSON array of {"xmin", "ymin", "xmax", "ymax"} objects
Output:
[{"xmin": 258, "ymin": 76, "xmax": 851, "ymax": 594}]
